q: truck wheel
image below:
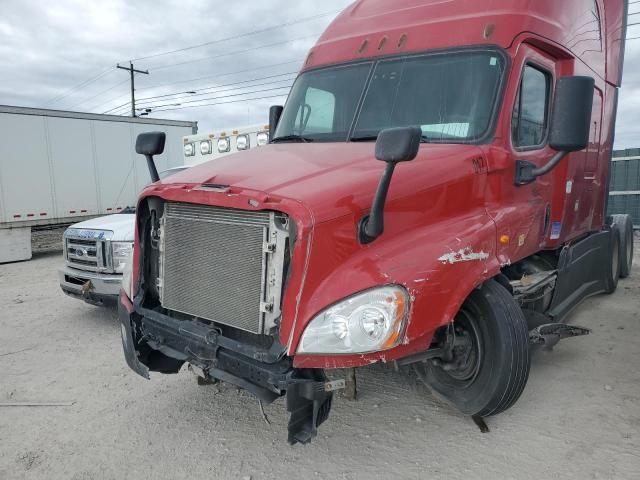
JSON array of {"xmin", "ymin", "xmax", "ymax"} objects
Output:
[
  {"xmin": 604, "ymin": 225, "xmax": 620, "ymax": 294},
  {"xmin": 421, "ymin": 280, "xmax": 530, "ymax": 417},
  {"xmin": 610, "ymin": 214, "xmax": 634, "ymax": 278}
]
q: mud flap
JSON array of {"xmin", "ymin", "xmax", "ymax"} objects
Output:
[
  {"xmin": 286, "ymin": 372, "xmax": 341, "ymax": 445},
  {"xmin": 529, "ymin": 323, "xmax": 591, "ymax": 349}
]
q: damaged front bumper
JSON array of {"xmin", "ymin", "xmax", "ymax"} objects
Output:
[{"xmin": 118, "ymin": 291, "xmax": 338, "ymax": 444}]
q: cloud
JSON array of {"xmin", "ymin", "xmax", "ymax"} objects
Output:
[
  {"xmin": 0, "ymin": 0, "xmax": 639, "ymax": 148},
  {"xmin": 0, "ymin": 0, "xmax": 350, "ymax": 132}
]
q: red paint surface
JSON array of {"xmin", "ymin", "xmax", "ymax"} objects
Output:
[{"xmin": 132, "ymin": 0, "xmax": 626, "ymax": 369}]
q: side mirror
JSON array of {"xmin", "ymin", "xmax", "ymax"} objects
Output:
[
  {"xmin": 136, "ymin": 132, "xmax": 165, "ymax": 183},
  {"xmin": 360, "ymin": 126, "xmax": 422, "ymax": 244},
  {"xmin": 375, "ymin": 126, "xmax": 422, "ymax": 163},
  {"xmin": 549, "ymin": 76, "xmax": 595, "ymax": 152},
  {"xmin": 269, "ymin": 105, "xmax": 284, "ymax": 142},
  {"xmin": 515, "ymin": 76, "xmax": 595, "ymax": 186}
]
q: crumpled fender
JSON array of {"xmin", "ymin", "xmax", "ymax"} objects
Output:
[{"xmin": 291, "ymin": 210, "xmax": 500, "ymax": 369}]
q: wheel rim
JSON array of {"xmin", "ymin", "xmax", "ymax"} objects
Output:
[
  {"xmin": 627, "ymin": 231, "xmax": 633, "ymax": 266},
  {"xmin": 434, "ymin": 308, "xmax": 483, "ymax": 385}
]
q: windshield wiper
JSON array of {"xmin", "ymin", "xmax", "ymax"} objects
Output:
[
  {"xmin": 351, "ymin": 134, "xmax": 431, "ymax": 143},
  {"xmin": 271, "ymin": 134, "xmax": 313, "ymax": 143},
  {"xmin": 350, "ymin": 135, "xmax": 378, "ymax": 142}
]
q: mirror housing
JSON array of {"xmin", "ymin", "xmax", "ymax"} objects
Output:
[
  {"xmin": 360, "ymin": 126, "xmax": 422, "ymax": 244},
  {"xmin": 375, "ymin": 126, "xmax": 422, "ymax": 163},
  {"xmin": 549, "ymin": 76, "xmax": 595, "ymax": 152},
  {"xmin": 515, "ymin": 76, "xmax": 595, "ymax": 186},
  {"xmin": 269, "ymin": 105, "xmax": 284, "ymax": 142},
  {"xmin": 136, "ymin": 132, "xmax": 165, "ymax": 183}
]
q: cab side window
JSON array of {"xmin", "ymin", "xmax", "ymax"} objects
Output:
[{"xmin": 512, "ymin": 65, "xmax": 551, "ymax": 148}]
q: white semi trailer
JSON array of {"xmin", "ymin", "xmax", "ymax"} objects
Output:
[{"xmin": 0, "ymin": 105, "xmax": 197, "ymax": 263}]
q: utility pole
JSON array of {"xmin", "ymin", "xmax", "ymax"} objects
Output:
[{"xmin": 117, "ymin": 62, "xmax": 149, "ymax": 117}]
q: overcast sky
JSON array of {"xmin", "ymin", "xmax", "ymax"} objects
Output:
[{"xmin": 1, "ymin": 0, "xmax": 639, "ymax": 149}]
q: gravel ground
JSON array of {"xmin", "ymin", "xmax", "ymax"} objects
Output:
[{"xmin": 0, "ymin": 245, "xmax": 639, "ymax": 480}]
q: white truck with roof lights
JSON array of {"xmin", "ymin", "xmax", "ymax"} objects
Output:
[{"xmin": 182, "ymin": 124, "xmax": 270, "ymax": 165}]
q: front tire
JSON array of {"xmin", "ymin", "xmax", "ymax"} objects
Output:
[{"xmin": 420, "ymin": 280, "xmax": 530, "ymax": 417}]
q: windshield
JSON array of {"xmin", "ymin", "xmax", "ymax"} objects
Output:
[{"xmin": 273, "ymin": 49, "xmax": 505, "ymax": 143}]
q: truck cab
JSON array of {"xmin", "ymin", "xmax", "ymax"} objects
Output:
[{"xmin": 119, "ymin": 0, "xmax": 632, "ymax": 444}]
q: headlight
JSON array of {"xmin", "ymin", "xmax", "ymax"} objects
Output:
[
  {"xmin": 112, "ymin": 241, "xmax": 133, "ymax": 274},
  {"xmin": 200, "ymin": 140, "xmax": 212, "ymax": 155},
  {"xmin": 184, "ymin": 143, "xmax": 195, "ymax": 157},
  {"xmin": 217, "ymin": 137, "xmax": 230, "ymax": 153},
  {"xmin": 236, "ymin": 134, "xmax": 250, "ymax": 150},
  {"xmin": 257, "ymin": 132, "xmax": 269, "ymax": 146},
  {"xmin": 297, "ymin": 286, "xmax": 409, "ymax": 354},
  {"xmin": 121, "ymin": 253, "xmax": 133, "ymax": 299}
]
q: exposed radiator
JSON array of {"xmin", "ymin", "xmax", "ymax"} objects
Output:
[{"xmin": 160, "ymin": 202, "xmax": 288, "ymax": 334}]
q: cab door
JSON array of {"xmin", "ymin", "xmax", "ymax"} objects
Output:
[{"xmin": 485, "ymin": 44, "xmax": 557, "ymax": 265}]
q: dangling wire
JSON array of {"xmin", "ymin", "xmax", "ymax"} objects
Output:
[{"xmin": 258, "ymin": 400, "xmax": 271, "ymax": 425}]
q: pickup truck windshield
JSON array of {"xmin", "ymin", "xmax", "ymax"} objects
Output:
[{"xmin": 273, "ymin": 50, "xmax": 505, "ymax": 143}]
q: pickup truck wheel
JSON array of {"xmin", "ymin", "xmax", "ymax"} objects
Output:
[
  {"xmin": 420, "ymin": 280, "xmax": 530, "ymax": 417},
  {"xmin": 610, "ymin": 214, "xmax": 634, "ymax": 278},
  {"xmin": 604, "ymin": 225, "xmax": 620, "ymax": 293}
]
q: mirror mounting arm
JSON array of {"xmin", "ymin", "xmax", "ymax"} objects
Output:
[
  {"xmin": 359, "ymin": 162, "xmax": 397, "ymax": 244},
  {"xmin": 145, "ymin": 154, "xmax": 160, "ymax": 183},
  {"xmin": 514, "ymin": 151, "xmax": 568, "ymax": 186}
]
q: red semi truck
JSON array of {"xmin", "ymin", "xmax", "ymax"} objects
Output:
[{"xmin": 119, "ymin": 0, "xmax": 634, "ymax": 444}]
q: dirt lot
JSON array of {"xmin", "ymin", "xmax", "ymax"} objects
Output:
[{"xmin": 1, "ymin": 243, "xmax": 639, "ymax": 480}]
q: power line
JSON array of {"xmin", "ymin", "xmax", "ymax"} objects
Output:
[
  {"xmin": 144, "ymin": 93, "xmax": 290, "ymax": 114},
  {"xmin": 139, "ymin": 84, "xmax": 292, "ymax": 110},
  {"xmin": 136, "ymin": 73, "xmax": 296, "ymax": 104},
  {"xmin": 92, "ymin": 59, "xmax": 302, "ymax": 112},
  {"xmin": 66, "ymin": 78, "xmax": 129, "ymax": 110},
  {"xmin": 149, "ymin": 33, "xmax": 320, "ymax": 72},
  {"xmin": 102, "ymin": 72, "xmax": 297, "ymax": 114},
  {"xmin": 140, "ymin": 59, "xmax": 302, "ymax": 92},
  {"xmin": 126, "ymin": 10, "xmax": 338, "ymax": 63},
  {"xmin": 45, "ymin": 68, "xmax": 114, "ymax": 105},
  {"xmin": 50, "ymin": 10, "xmax": 322, "ymax": 110}
]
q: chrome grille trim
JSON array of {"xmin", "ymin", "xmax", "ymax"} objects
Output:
[
  {"xmin": 160, "ymin": 202, "xmax": 289, "ymax": 334},
  {"xmin": 64, "ymin": 229, "xmax": 113, "ymax": 273}
]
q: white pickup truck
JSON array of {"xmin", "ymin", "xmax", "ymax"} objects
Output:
[
  {"xmin": 59, "ymin": 124, "xmax": 269, "ymax": 306},
  {"xmin": 58, "ymin": 167, "xmax": 188, "ymax": 306}
]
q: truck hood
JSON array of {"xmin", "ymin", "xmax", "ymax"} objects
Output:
[
  {"xmin": 68, "ymin": 214, "xmax": 135, "ymax": 241},
  {"xmin": 165, "ymin": 143, "xmax": 484, "ymax": 223}
]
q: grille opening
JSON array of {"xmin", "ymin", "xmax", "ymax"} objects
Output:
[
  {"xmin": 68, "ymin": 239, "xmax": 96, "ymax": 246},
  {"xmin": 70, "ymin": 259, "xmax": 96, "ymax": 267},
  {"xmin": 65, "ymin": 275, "xmax": 86, "ymax": 286},
  {"xmin": 160, "ymin": 202, "xmax": 288, "ymax": 334}
]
